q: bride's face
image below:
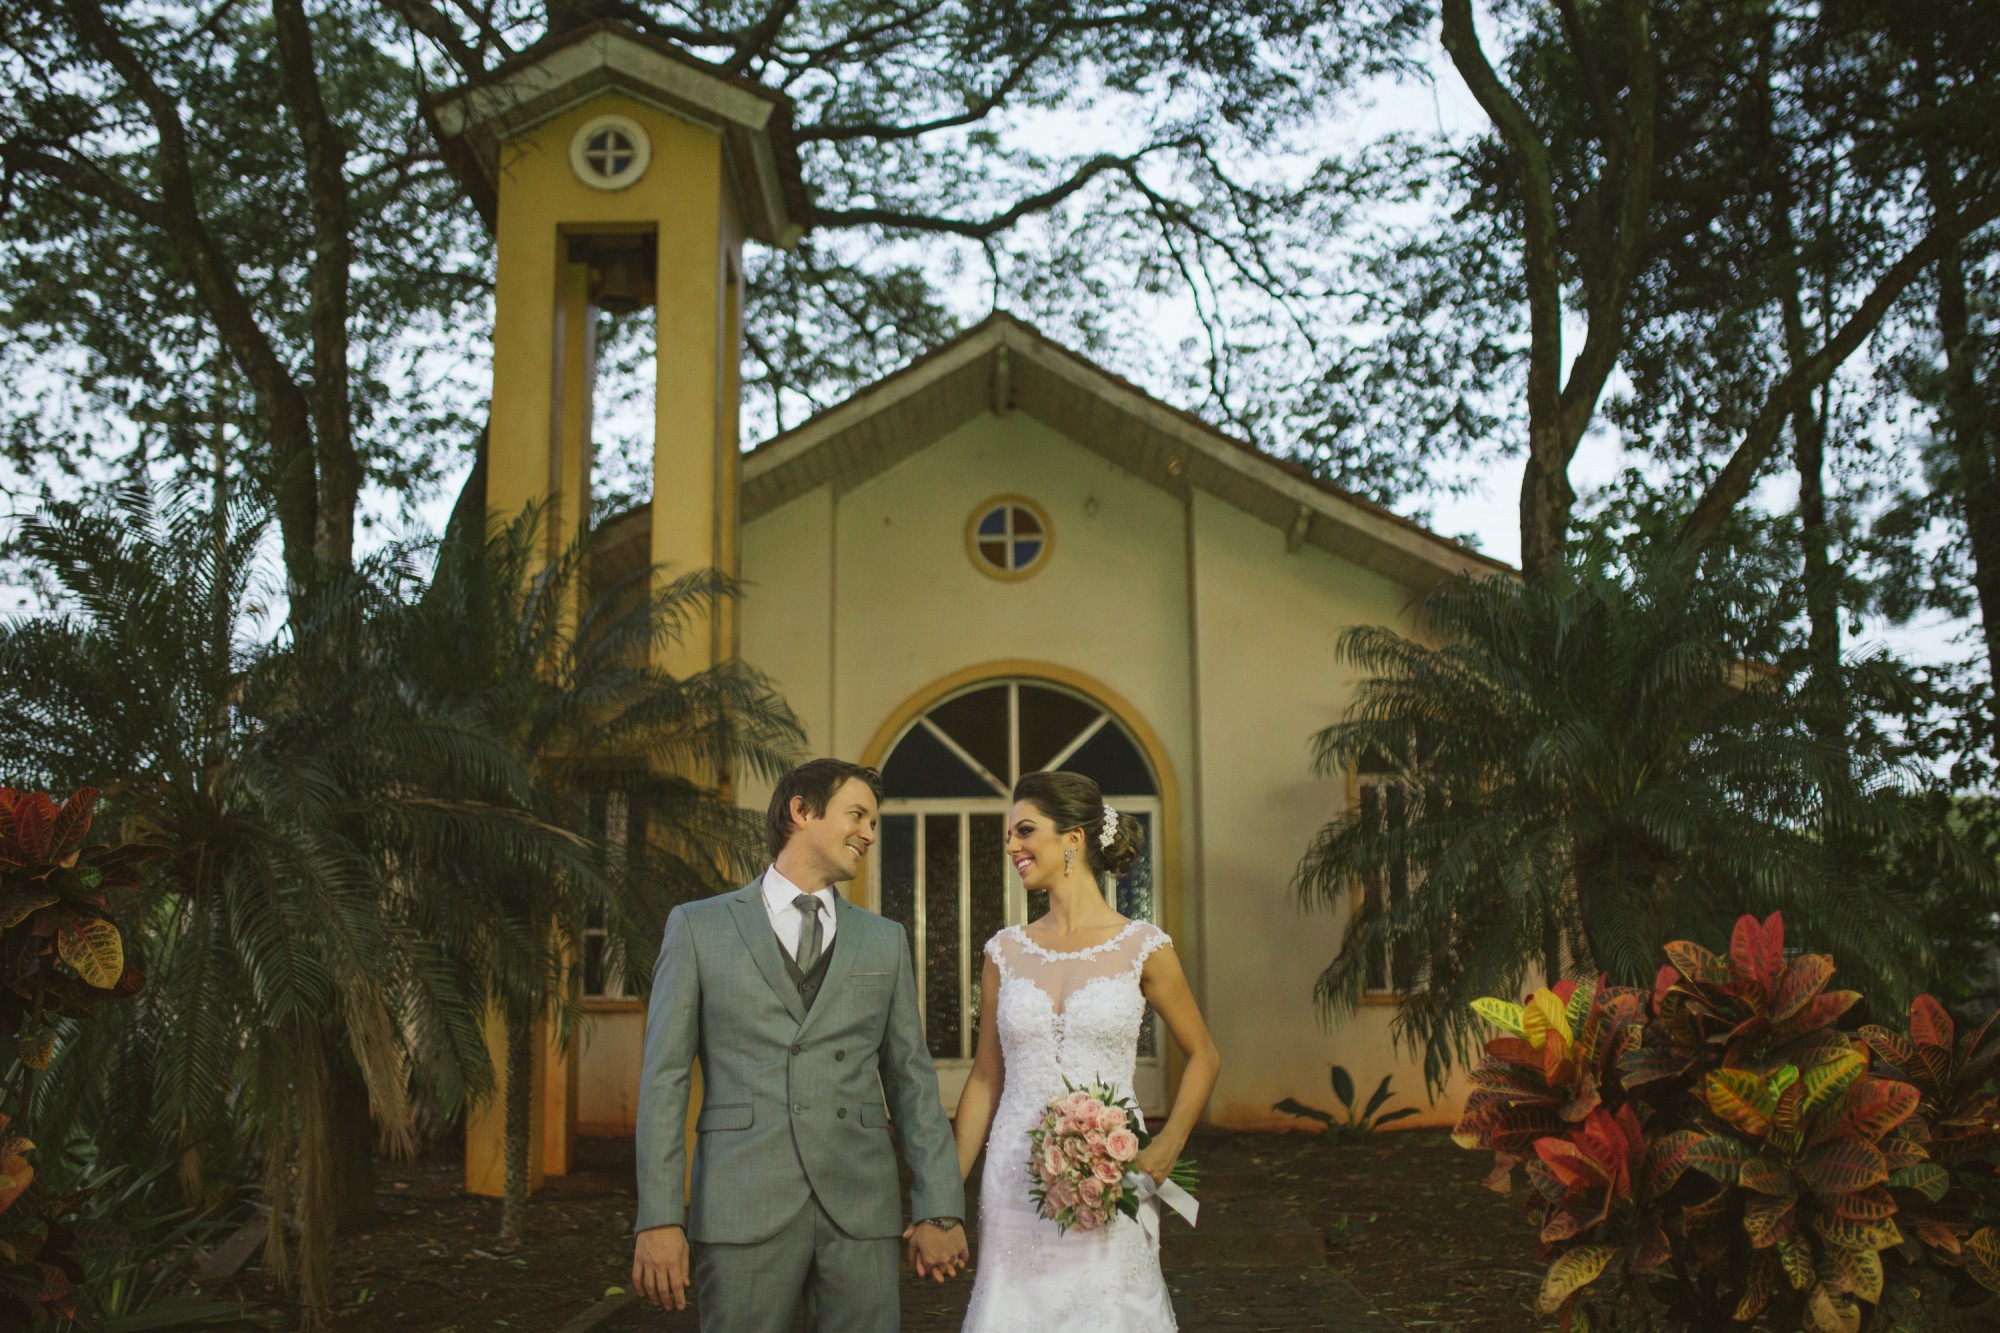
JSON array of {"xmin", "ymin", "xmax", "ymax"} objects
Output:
[{"xmin": 1005, "ymin": 800, "xmax": 1076, "ymax": 891}]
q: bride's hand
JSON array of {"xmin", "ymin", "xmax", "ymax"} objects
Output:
[{"xmin": 1132, "ymin": 1140, "xmax": 1177, "ymax": 1186}]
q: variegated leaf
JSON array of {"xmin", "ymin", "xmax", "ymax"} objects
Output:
[
  {"xmin": 1887, "ymin": 1163, "xmax": 1948, "ymax": 1202},
  {"xmin": 1471, "ymin": 997, "xmax": 1525, "ymax": 1036},
  {"xmin": 1537, "ymin": 1245, "xmax": 1616, "ymax": 1315},
  {"xmin": 56, "ymin": 913, "xmax": 124, "ymax": 988},
  {"xmin": 1965, "ymin": 1228, "xmax": 2000, "ymax": 1294}
]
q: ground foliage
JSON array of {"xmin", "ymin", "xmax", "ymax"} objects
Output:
[{"xmin": 1455, "ymin": 912, "xmax": 2000, "ymax": 1331}]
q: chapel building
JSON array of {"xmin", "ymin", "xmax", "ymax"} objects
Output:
[{"xmin": 428, "ymin": 22, "xmax": 1506, "ymax": 1194}]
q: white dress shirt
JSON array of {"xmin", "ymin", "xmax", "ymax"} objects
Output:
[{"xmin": 762, "ymin": 864, "xmax": 839, "ymax": 961}]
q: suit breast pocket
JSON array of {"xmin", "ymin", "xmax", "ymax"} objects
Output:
[{"xmin": 850, "ymin": 971, "xmax": 891, "ymax": 989}]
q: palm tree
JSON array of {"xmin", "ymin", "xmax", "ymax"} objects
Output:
[
  {"xmin": 385, "ymin": 508, "xmax": 805, "ymax": 1245},
  {"xmin": 1293, "ymin": 540, "xmax": 1940, "ymax": 1092},
  {"xmin": 0, "ymin": 489, "xmax": 587, "ymax": 1321}
]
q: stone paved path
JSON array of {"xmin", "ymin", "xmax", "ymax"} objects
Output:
[{"xmin": 587, "ymin": 1131, "xmax": 1403, "ymax": 1331}]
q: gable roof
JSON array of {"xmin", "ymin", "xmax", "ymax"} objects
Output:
[
  {"xmin": 743, "ymin": 314, "xmax": 1512, "ymax": 590},
  {"xmin": 424, "ymin": 21, "xmax": 808, "ymax": 247}
]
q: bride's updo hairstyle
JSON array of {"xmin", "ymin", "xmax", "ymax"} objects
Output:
[{"xmin": 1012, "ymin": 770, "xmax": 1145, "ymax": 879}]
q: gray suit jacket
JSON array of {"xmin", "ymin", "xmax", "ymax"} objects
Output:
[{"xmin": 634, "ymin": 877, "xmax": 966, "ymax": 1244}]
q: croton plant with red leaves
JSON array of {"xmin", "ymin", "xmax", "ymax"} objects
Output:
[
  {"xmin": 0, "ymin": 788, "xmax": 152, "ymax": 1329},
  {"xmin": 1455, "ymin": 913, "xmax": 2000, "ymax": 1332}
]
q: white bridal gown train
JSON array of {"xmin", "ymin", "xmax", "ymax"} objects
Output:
[{"xmin": 961, "ymin": 920, "xmax": 1178, "ymax": 1332}]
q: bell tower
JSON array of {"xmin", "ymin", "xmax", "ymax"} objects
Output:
[
  {"xmin": 429, "ymin": 24, "xmax": 806, "ymax": 1196},
  {"xmin": 431, "ymin": 21, "xmax": 806, "ymax": 669}
]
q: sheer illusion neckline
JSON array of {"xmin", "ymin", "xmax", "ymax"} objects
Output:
[{"xmin": 1008, "ymin": 919, "xmax": 1144, "ymax": 962}]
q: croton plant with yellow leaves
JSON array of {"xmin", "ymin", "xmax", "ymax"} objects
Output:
[
  {"xmin": 0, "ymin": 787, "xmax": 151, "ymax": 1327},
  {"xmin": 1454, "ymin": 913, "xmax": 2000, "ymax": 1332}
]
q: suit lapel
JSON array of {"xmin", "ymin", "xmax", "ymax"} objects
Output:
[
  {"xmin": 730, "ymin": 878, "xmax": 807, "ymax": 1026},
  {"xmin": 795, "ymin": 892, "xmax": 862, "ymax": 1040}
]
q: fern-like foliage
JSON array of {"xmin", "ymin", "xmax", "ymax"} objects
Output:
[
  {"xmin": 1293, "ymin": 540, "xmax": 1939, "ymax": 1093},
  {"xmin": 0, "ymin": 487, "xmax": 807, "ymax": 1307}
]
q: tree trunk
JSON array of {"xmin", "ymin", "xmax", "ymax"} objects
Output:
[
  {"xmin": 499, "ymin": 1005, "xmax": 534, "ymax": 1246},
  {"xmin": 1936, "ymin": 244, "xmax": 2000, "ymax": 760},
  {"xmin": 326, "ymin": 1045, "xmax": 378, "ymax": 1235}
]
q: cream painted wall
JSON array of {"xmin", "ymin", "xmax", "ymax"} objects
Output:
[
  {"xmin": 711, "ymin": 410, "xmax": 1472, "ymax": 1142},
  {"xmin": 1189, "ymin": 491, "xmax": 1468, "ymax": 1129},
  {"xmin": 741, "ymin": 411, "xmax": 1198, "ymax": 884}
]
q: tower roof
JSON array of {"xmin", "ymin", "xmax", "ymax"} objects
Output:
[{"xmin": 425, "ymin": 22, "xmax": 810, "ymax": 247}]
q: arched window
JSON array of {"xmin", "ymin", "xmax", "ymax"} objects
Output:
[{"xmin": 871, "ymin": 679, "xmax": 1165, "ymax": 1111}]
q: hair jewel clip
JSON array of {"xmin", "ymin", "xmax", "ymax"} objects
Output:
[{"xmin": 1099, "ymin": 804, "xmax": 1118, "ymax": 849}]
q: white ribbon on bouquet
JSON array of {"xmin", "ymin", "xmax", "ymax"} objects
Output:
[{"xmin": 1123, "ymin": 1169, "xmax": 1198, "ymax": 1248}]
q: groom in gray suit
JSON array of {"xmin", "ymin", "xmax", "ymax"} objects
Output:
[{"xmin": 632, "ymin": 759, "xmax": 968, "ymax": 1329}]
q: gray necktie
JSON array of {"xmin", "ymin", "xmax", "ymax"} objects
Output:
[{"xmin": 793, "ymin": 894, "xmax": 824, "ymax": 973}]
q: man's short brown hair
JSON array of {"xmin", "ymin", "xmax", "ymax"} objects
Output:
[{"xmin": 766, "ymin": 759, "xmax": 885, "ymax": 859}]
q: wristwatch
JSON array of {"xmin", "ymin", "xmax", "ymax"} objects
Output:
[{"xmin": 918, "ymin": 1217, "xmax": 963, "ymax": 1231}]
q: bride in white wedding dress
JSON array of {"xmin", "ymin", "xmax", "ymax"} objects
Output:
[{"xmin": 950, "ymin": 771, "xmax": 1222, "ymax": 1332}]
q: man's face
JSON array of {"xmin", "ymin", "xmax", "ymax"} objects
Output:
[{"xmin": 789, "ymin": 776, "xmax": 879, "ymax": 886}]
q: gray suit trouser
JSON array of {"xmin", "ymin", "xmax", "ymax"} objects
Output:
[{"xmin": 693, "ymin": 1193, "xmax": 900, "ymax": 1333}]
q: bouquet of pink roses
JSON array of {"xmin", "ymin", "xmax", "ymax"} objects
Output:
[{"xmin": 1025, "ymin": 1080, "xmax": 1199, "ymax": 1235}]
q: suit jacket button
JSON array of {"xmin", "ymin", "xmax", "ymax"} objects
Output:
[
  {"xmin": 793, "ymin": 1103, "xmax": 806, "ymax": 1115},
  {"xmin": 837, "ymin": 1108, "xmax": 847, "ymax": 1120},
  {"xmin": 790, "ymin": 1043, "xmax": 803, "ymax": 1056},
  {"xmin": 834, "ymin": 1050, "xmax": 845, "ymax": 1061}
]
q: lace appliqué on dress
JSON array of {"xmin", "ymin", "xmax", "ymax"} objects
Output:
[{"xmin": 962, "ymin": 921, "xmax": 1177, "ymax": 1332}]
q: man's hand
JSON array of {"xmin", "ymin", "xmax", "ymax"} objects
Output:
[
  {"xmin": 632, "ymin": 1224, "xmax": 692, "ymax": 1310},
  {"xmin": 901, "ymin": 1220, "xmax": 968, "ymax": 1282}
]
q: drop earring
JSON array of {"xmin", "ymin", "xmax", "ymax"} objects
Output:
[{"xmin": 1063, "ymin": 846, "xmax": 1075, "ymax": 877}]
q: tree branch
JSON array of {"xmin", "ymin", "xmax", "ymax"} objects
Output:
[
  {"xmin": 62, "ymin": 0, "xmax": 321, "ymax": 607},
  {"xmin": 1555, "ymin": 0, "xmax": 1656, "ymax": 449},
  {"xmin": 798, "ymin": 34, "xmax": 1053, "ymax": 143},
  {"xmin": 1440, "ymin": 0, "xmax": 1569, "ymax": 576},
  {"xmin": 374, "ymin": 0, "xmax": 483, "ymax": 75},
  {"xmin": 1677, "ymin": 199, "xmax": 2000, "ymax": 556},
  {"xmin": 274, "ymin": 0, "xmax": 358, "ymax": 572},
  {"xmin": 812, "ymin": 147, "xmax": 1167, "ymax": 238},
  {"xmin": 720, "ymin": 0, "xmax": 799, "ymax": 75},
  {"xmin": 0, "ymin": 143, "xmax": 161, "ymax": 223}
]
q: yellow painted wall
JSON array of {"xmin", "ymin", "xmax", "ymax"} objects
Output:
[
  {"xmin": 576, "ymin": 1005, "xmax": 646, "ymax": 1136},
  {"xmin": 1188, "ymin": 490, "xmax": 1469, "ymax": 1129},
  {"xmin": 482, "ymin": 90, "xmax": 741, "ymax": 1174}
]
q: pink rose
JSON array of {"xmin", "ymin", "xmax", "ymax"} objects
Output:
[
  {"xmin": 1105, "ymin": 1102, "xmax": 1132, "ymax": 1130},
  {"xmin": 1062, "ymin": 1090, "xmax": 1093, "ymax": 1117},
  {"xmin": 1061, "ymin": 1111, "xmax": 1091, "ymax": 1136},
  {"xmin": 1079, "ymin": 1176, "xmax": 1105, "ymax": 1205},
  {"xmin": 1084, "ymin": 1129, "xmax": 1108, "ymax": 1153},
  {"xmin": 1046, "ymin": 1178, "xmax": 1076, "ymax": 1210},
  {"xmin": 1092, "ymin": 1157, "xmax": 1123, "ymax": 1185},
  {"xmin": 1105, "ymin": 1128, "xmax": 1140, "ymax": 1162},
  {"xmin": 1041, "ymin": 1146, "xmax": 1064, "ymax": 1179}
]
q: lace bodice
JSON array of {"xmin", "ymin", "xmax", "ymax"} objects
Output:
[
  {"xmin": 986, "ymin": 920, "xmax": 1170, "ymax": 1112},
  {"xmin": 963, "ymin": 919, "xmax": 1178, "ymax": 1331}
]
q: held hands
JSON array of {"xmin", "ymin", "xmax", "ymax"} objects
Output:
[
  {"xmin": 632, "ymin": 1224, "xmax": 692, "ymax": 1311},
  {"xmin": 901, "ymin": 1220, "xmax": 968, "ymax": 1282}
]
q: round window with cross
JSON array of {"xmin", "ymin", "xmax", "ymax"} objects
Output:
[
  {"xmin": 967, "ymin": 496, "xmax": 1051, "ymax": 579},
  {"xmin": 569, "ymin": 115, "xmax": 652, "ymax": 191}
]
